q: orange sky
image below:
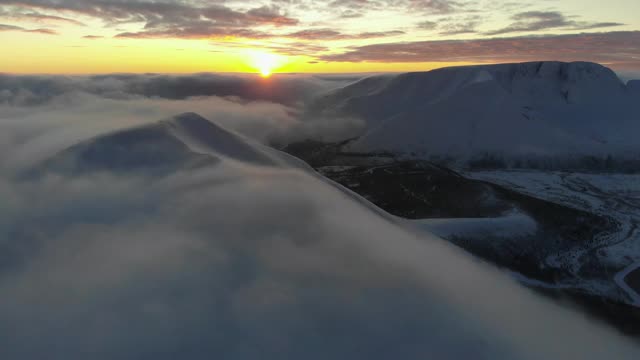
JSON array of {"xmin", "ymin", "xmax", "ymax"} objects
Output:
[{"xmin": 0, "ymin": 0, "xmax": 639, "ymax": 74}]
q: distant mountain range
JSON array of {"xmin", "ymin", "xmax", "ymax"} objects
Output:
[{"xmin": 309, "ymin": 61, "xmax": 640, "ymax": 170}]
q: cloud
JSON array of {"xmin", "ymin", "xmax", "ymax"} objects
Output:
[
  {"xmin": 319, "ymin": 31, "xmax": 640, "ymax": 69},
  {"xmin": 283, "ymin": 29, "xmax": 405, "ymax": 41},
  {"xmin": 437, "ymin": 15, "xmax": 482, "ymax": 35},
  {"xmin": 116, "ymin": 27, "xmax": 404, "ymax": 42},
  {"xmin": 0, "ymin": 89, "xmax": 640, "ymax": 358},
  {"xmin": 486, "ymin": 11, "xmax": 624, "ymax": 35},
  {"xmin": 417, "ymin": 20, "xmax": 438, "ymax": 30},
  {"xmin": 0, "ymin": 0, "xmax": 468, "ymax": 42},
  {"xmin": 329, "ymin": 0, "xmax": 464, "ymax": 15},
  {"xmin": 0, "ymin": 8, "xmax": 84, "ymax": 26},
  {"xmin": 407, "ymin": 0, "xmax": 461, "ymax": 14},
  {"xmin": 0, "ymin": 0, "xmax": 633, "ymax": 71},
  {"xmin": 617, "ymin": 70, "xmax": 640, "ymax": 82},
  {"xmin": 0, "ymin": 73, "xmax": 350, "ymax": 106},
  {"xmin": 0, "ymin": 22, "xmax": 55, "ymax": 34},
  {"xmin": 0, "ymin": 1, "xmax": 299, "ymax": 40},
  {"xmin": 0, "ymin": 74, "xmax": 364, "ymax": 170}
]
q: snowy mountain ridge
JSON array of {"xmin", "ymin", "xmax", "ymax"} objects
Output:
[
  {"xmin": 35, "ymin": 112, "xmax": 306, "ymax": 176},
  {"xmin": 311, "ymin": 61, "xmax": 640, "ymax": 165}
]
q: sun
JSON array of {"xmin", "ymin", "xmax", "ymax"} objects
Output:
[
  {"xmin": 247, "ymin": 50, "xmax": 283, "ymax": 77},
  {"xmin": 260, "ymin": 68, "xmax": 272, "ymax": 78}
]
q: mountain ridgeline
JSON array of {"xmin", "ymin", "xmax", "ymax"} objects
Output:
[{"xmin": 308, "ymin": 61, "xmax": 640, "ymax": 171}]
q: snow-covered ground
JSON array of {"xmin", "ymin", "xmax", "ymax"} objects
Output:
[{"xmin": 465, "ymin": 170, "xmax": 640, "ymax": 306}]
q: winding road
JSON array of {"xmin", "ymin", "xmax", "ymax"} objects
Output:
[{"xmin": 615, "ymin": 262, "xmax": 640, "ymax": 306}]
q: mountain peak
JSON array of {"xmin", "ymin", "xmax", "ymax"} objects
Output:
[
  {"xmin": 31, "ymin": 112, "xmax": 289, "ymax": 176},
  {"xmin": 311, "ymin": 61, "xmax": 640, "ymax": 161},
  {"xmin": 166, "ymin": 112, "xmax": 211, "ymax": 126}
]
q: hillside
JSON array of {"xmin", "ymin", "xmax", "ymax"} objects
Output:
[{"xmin": 310, "ymin": 62, "xmax": 640, "ymax": 167}]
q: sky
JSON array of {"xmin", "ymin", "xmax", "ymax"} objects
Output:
[{"xmin": 0, "ymin": 0, "xmax": 639, "ymax": 74}]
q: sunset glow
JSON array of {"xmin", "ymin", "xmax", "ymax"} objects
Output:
[
  {"xmin": 0, "ymin": 0, "xmax": 638, "ymax": 74},
  {"xmin": 247, "ymin": 51, "xmax": 282, "ymax": 77}
]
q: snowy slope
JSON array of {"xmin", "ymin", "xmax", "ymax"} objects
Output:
[
  {"xmin": 312, "ymin": 62, "xmax": 640, "ymax": 160},
  {"xmin": 36, "ymin": 112, "xmax": 305, "ymax": 175}
]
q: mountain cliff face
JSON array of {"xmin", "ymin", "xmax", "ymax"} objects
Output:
[{"xmin": 311, "ymin": 62, "xmax": 640, "ymax": 165}]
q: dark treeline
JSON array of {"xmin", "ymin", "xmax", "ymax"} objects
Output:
[{"xmin": 466, "ymin": 152, "xmax": 640, "ymax": 173}]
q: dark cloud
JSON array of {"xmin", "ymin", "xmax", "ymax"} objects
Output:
[
  {"xmin": 319, "ymin": 31, "xmax": 640, "ymax": 69},
  {"xmin": 486, "ymin": 11, "xmax": 624, "ymax": 35}
]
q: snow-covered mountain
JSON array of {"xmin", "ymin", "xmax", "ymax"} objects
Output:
[
  {"xmin": 312, "ymin": 62, "xmax": 640, "ymax": 164},
  {"xmin": 36, "ymin": 112, "xmax": 302, "ymax": 175},
  {"xmin": 286, "ymin": 63, "xmax": 640, "ymax": 334}
]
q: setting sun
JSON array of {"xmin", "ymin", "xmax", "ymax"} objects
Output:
[{"xmin": 247, "ymin": 50, "xmax": 283, "ymax": 77}]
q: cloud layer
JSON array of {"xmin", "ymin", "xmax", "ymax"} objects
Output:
[
  {"xmin": 0, "ymin": 73, "xmax": 365, "ymax": 171},
  {"xmin": 1, "ymin": 82, "xmax": 640, "ymax": 358},
  {"xmin": 320, "ymin": 31, "xmax": 640, "ymax": 69}
]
